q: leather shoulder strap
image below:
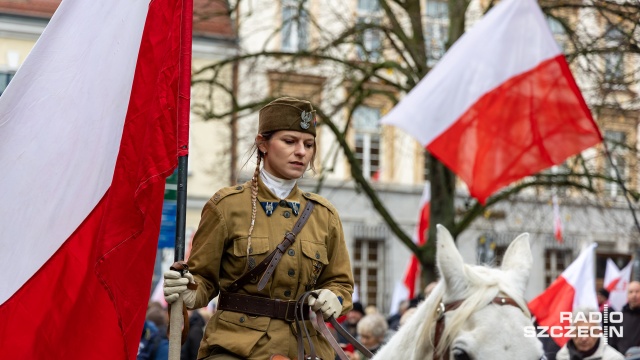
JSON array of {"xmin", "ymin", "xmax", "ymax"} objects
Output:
[{"xmin": 226, "ymin": 200, "xmax": 315, "ymax": 293}]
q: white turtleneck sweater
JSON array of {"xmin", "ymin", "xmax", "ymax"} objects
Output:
[{"xmin": 260, "ymin": 168, "xmax": 297, "ymax": 200}]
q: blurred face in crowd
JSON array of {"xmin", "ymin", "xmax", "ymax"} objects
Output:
[
  {"xmin": 597, "ymin": 293, "xmax": 607, "ymax": 306},
  {"xmin": 359, "ymin": 331, "xmax": 383, "ymax": 350},
  {"xmin": 628, "ymin": 281, "xmax": 640, "ymax": 309},
  {"xmin": 572, "ymin": 320, "xmax": 600, "ymax": 352},
  {"xmin": 345, "ymin": 309, "xmax": 363, "ymax": 325}
]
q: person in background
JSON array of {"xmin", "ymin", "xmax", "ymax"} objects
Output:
[
  {"xmin": 138, "ymin": 320, "xmax": 168, "ymax": 360},
  {"xmin": 163, "ymin": 97, "xmax": 354, "ymax": 360},
  {"xmin": 424, "ymin": 281, "xmax": 438, "ymax": 299},
  {"xmin": 597, "ymin": 288, "xmax": 611, "ymax": 312},
  {"xmin": 346, "ymin": 313, "xmax": 388, "ymax": 360},
  {"xmin": 337, "ymin": 302, "xmax": 365, "ymax": 343},
  {"xmin": 387, "ymin": 300, "xmax": 408, "ymax": 331},
  {"xmin": 555, "ymin": 307, "xmax": 623, "ymax": 360},
  {"xmin": 609, "ymin": 281, "xmax": 640, "ymax": 356},
  {"xmin": 364, "ymin": 305, "xmax": 379, "ymax": 315},
  {"xmin": 181, "ymin": 309, "xmax": 207, "ymax": 360}
]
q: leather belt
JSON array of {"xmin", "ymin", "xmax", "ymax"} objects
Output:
[{"xmin": 218, "ymin": 292, "xmax": 310, "ymax": 322}]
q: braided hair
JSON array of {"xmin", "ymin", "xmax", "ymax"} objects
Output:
[{"xmin": 246, "ymin": 148, "xmax": 263, "ymax": 257}]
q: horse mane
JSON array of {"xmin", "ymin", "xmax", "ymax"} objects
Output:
[{"xmin": 413, "ymin": 263, "xmax": 531, "ymax": 358}]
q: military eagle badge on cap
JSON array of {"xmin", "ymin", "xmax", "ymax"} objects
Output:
[{"xmin": 300, "ymin": 110, "xmax": 314, "ymax": 130}]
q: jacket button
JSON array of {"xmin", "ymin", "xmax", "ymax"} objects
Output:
[
  {"xmin": 315, "ymin": 252, "xmax": 320, "ymax": 259},
  {"xmin": 248, "ymin": 257, "xmax": 256, "ymax": 269},
  {"xmin": 288, "ymin": 269, "xmax": 295, "ymax": 276},
  {"xmin": 284, "ymin": 290, "xmax": 292, "ymax": 297},
  {"xmin": 279, "ymin": 200, "xmax": 287, "ymax": 207},
  {"xmin": 236, "ymin": 185, "xmax": 242, "ymax": 190},
  {"xmin": 239, "ymin": 317, "xmax": 245, "ymax": 323},
  {"xmin": 288, "ymin": 249, "xmax": 295, "ymax": 256},
  {"xmin": 304, "ymin": 192, "xmax": 311, "ymax": 197},
  {"xmin": 283, "ymin": 211, "xmax": 291, "ymax": 218}
]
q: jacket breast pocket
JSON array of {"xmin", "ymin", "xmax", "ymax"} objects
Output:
[
  {"xmin": 230, "ymin": 236, "xmax": 270, "ymax": 273},
  {"xmin": 300, "ymin": 240, "xmax": 329, "ymax": 291},
  {"xmin": 233, "ymin": 236, "xmax": 270, "ymax": 257}
]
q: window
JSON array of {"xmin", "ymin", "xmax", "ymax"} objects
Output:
[
  {"xmin": 425, "ymin": 0, "xmax": 448, "ymax": 66},
  {"xmin": 423, "ymin": 151, "xmax": 430, "ymax": 181},
  {"xmin": 603, "ymin": 27, "xmax": 625, "ymax": 86},
  {"xmin": 353, "ymin": 237, "xmax": 385, "ymax": 308},
  {"xmin": 358, "ymin": 0, "xmax": 379, "ymax": 12},
  {"xmin": 604, "ymin": 130, "xmax": 627, "ymax": 197},
  {"xmin": 282, "ymin": 0, "xmax": 309, "ymax": 52},
  {"xmin": 353, "ymin": 106, "xmax": 381, "ymax": 179},
  {"xmin": 544, "ymin": 249, "xmax": 572, "ymax": 286},
  {"xmin": 604, "ymin": 52, "xmax": 624, "ymax": 84},
  {"xmin": 546, "ymin": 17, "xmax": 568, "ymax": 51},
  {"xmin": 477, "ymin": 234, "xmax": 497, "ymax": 264},
  {"xmin": 356, "ymin": 0, "xmax": 382, "ymax": 61},
  {"xmin": 0, "ymin": 71, "xmax": 16, "ymax": 96}
]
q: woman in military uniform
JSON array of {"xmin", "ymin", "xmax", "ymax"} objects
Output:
[{"xmin": 163, "ymin": 97, "xmax": 354, "ymax": 360}]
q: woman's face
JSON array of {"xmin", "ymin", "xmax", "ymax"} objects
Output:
[{"xmin": 258, "ymin": 130, "xmax": 315, "ymax": 180}]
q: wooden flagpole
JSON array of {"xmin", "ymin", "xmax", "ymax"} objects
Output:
[{"xmin": 169, "ymin": 0, "xmax": 193, "ymax": 358}]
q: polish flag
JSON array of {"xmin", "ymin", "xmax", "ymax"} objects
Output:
[
  {"xmin": 604, "ymin": 260, "xmax": 632, "ymax": 311},
  {"xmin": 552, "ymin": 195, "xmax": 563, "ymax": 243},
  {"xmin": 0, "ymin": 0, "xmax": 191, "ymax": 358},
  {"xmin": 381, "ymin": 0, "xmax": 602, "ymax": 204},
  {"xmin": 528, "ymin": 243, "xmax": 598, "ymax": 347},
  {"xmin": 403, "ymin": 182, "xmax": 431, "ymax": 299},
  {"xmin": 390, "ymin": 182, "xmax": 430, "ymax": 313}
]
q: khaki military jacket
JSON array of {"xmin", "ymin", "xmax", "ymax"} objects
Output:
[{"xmin": 187, "ymin": 178, "xmax": 354, "ymax": 360}]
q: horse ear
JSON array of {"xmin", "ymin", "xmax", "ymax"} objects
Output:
[
  {"xmin": 500, "ymin": 233, "xmax": 532, "ymax": 292},
  {"xmin": 436, "ymin": 224, "xmax": 467, "ymax": 294}
]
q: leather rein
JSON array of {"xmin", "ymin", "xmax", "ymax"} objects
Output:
[
  {"xmin": 294, "ymin": 291, "xmax": 374, "ymax": 360},
  {"xmin": 433, "ymin": 296, "xmax": 524, "ymax": 360}
]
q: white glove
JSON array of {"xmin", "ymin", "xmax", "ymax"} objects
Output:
[
  {"xmin": 308, "ymin": 289, "xmax": 342, "ymax": 320},
  {"xmin": 163, "ymin": 270, "xmax": 196, "ymax": 309}
]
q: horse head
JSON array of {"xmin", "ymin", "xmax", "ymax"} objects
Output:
[{"xmin": 372, "ymin": 224, "xmax": 544, "ymax": 360}]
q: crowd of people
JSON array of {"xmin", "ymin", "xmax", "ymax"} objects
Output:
[
  {"xmin": 143, "ymin": 279, "xmax": 640, "ymax": 360},
  {"xmin": 138, "ymin": 301, "xmax": 214, "ymax": 360},
  {"xmin": 539, "ymin": 281, "xmax": 640, "ymax": 360}
]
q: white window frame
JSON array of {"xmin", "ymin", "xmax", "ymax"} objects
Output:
[
  {"xmin": 604, "ymin": 130, "xmax": 627, "ymax": 198},
  {"xmin": 603, "ymin": 27, "xmax": 625, "ymax": 86},
  {"xmin": 353, "ymin": 237, "xmax": 385, "ymax": 309},
  {"xmin": 353, "ymin": 106, "xmax": 381, "ymax": 179},
  {"xmin": 356, "ymin": 0, "xmax": 382, "ymax": 61},
  {"xmin": 425, "ymin": 0, "xmax": 448, "ymax": 66},
  {"xmin": 282, "ymin": 0, "xmax": 309, "ymax": 52}
]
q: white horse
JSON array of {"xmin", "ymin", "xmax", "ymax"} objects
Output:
[{"xmin": 372, "ymin": 225, "xmax": 544, "ymax": 360}]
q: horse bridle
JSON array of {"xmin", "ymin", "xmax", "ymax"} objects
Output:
[{"xmin": 432, "ymin": 296, "xmax": 523, "ymax": 360}]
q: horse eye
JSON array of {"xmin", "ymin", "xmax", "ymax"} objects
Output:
[{"xmin": 452, "ymin": 348, "xmax": 471, "ymax": 360}]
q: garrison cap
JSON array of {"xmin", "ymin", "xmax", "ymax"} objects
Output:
[{"xmin": 258, "ymin": 97, "xmax": 317, "ymax": 137}]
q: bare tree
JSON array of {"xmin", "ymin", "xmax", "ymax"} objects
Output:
[{"xmin": 192, "ymin": 0, "xmax": 640, "ymax": 283}]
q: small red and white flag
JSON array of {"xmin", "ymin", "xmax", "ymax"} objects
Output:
[
  {"xmin": 0, "ymin": 0, "xmax": 191, "ymax": 358},
  {"xmin": 381, "ymin": 0, "xmax": 602, "ymax": 204},
  {"xmin": 390, "ymin": 182, "xmax": 431, "ymax": 313},
  {"xmin": 604, "ymin": 259, "xmax": 632, "ymax": 311},
  {"xmin": 552, "ymin": 195, "xmax": 563, "ymax": 243},
  {"xmin": 403, "ymin": 182, "xmax": 431, "ymax": 299},
  {"xmin": 528, "ymin": 243, "xmax": 598, "ymax": 347}
]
